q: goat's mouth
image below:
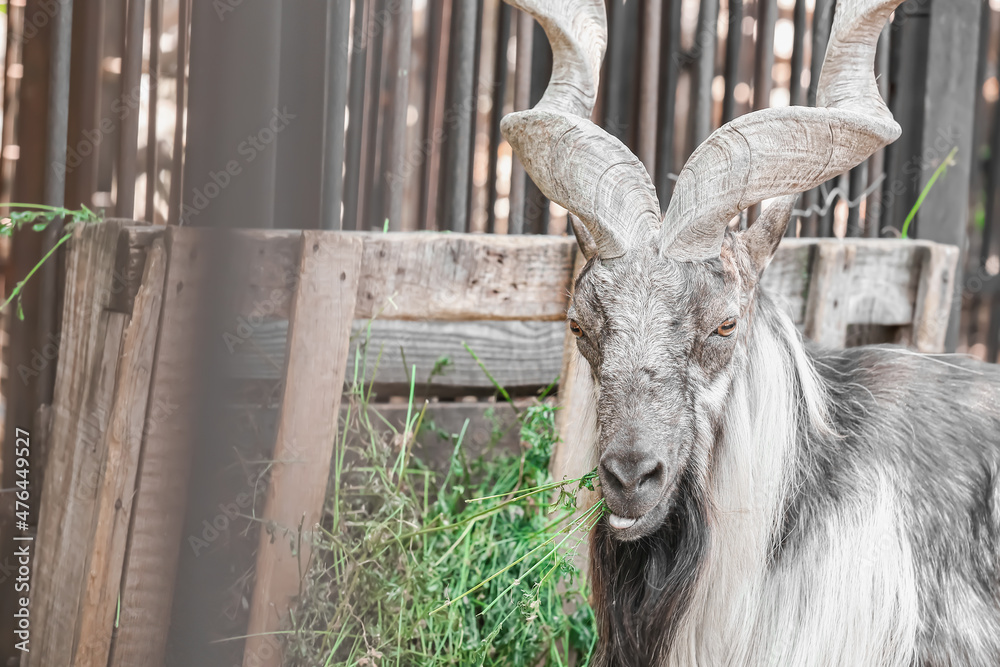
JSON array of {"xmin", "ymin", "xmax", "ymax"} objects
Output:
[{"xmin": 603, "ymin": 479, "xmax": 675, "ymax": 541}]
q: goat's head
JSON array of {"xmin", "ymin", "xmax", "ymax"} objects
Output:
[{"xmin": 502, "ymin": 0, "xmax": 902, "ymax": 539}]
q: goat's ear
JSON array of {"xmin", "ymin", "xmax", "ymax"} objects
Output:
[
  {"xmin": 742, "ymin": 195, "xmax": 796, "ymax": 273},
  {"xmin": 570, "ymin": 214, "xmax": 599, "ymax": 261}
]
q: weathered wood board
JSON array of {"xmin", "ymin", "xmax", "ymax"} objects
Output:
[
  {"xmin": 226, "ymin": 230, "xmax": 578, "ymax": 323},
  {"xmin": 75, "ymin": 239, "xmax": 167, "ymax": 667},
  {"xmin": 232, "ymin": 318, "xmax": 565, "ymax": 392},
  {"xmin": 242, "ymin": 233, "xmax": 363, "ymax": 667},
  {"xmin": 27, "ymin": 220, "xmax": 127, "ymax": 667},
  {"xmin": 110, "ymin": 228, "xmax": 207, "ymax": 667}
]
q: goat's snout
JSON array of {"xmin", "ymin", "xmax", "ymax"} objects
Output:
[{"xmin": 599, "ymin": 453, "xmax": 667, "ymax": 520}]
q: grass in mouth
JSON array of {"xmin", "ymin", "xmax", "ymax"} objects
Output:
[{"xmin": 284, "ymin": 333, "xmax": 603, "ymax": 667}]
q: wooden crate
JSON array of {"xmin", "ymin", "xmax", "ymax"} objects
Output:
[{"xmin": 26, "ymin": 222, "xmax": 957, "ymax": 667}]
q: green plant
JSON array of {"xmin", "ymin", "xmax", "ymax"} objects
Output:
[
  {"xmin": 0, "ymin": 203, "xmax": 101, "ymax": 319},
  {"xmin": 901, "ymin": 147, "xmax": 958, "ymax": 239},
  {"xmin": 283, "ymin": 339, "xmax": 602, "ymax": 667}
]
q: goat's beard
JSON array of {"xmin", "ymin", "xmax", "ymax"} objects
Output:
[{"xmin": 589, "ymin": 467, "xmax": 710, "ymax": 667}]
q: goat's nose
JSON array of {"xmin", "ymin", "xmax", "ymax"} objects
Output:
[{"xmin": 599, "ymin": 454, "xmax": 666, "ymax": 516}]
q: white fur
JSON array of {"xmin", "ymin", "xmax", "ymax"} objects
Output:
[{"xmin": 665, "ymin": 313, "xmax": 919, "ymax": 667}]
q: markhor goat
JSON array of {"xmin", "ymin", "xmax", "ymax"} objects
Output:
[{"xmin": 500, "ymin": 0, "xmax": 1000, "ymax": 665}]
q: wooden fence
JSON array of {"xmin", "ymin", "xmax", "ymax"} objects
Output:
[{"xmin": 22, "ymin": 220, "xmax": 956, "ymax": 666}]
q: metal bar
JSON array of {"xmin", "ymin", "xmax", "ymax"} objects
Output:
[
  {"xmin": 182, "ymin": 0, "xmax": 282, "ymax": 229},
  {"xmin": 466, "ymin": 0, "xmax": 485, "ymax": 229},
  {"xmin": 144, "ymin": 0, "xmax": 162, "ymax": 223},
  {"xmin": 167, "ymin": 0, "xmax": 190, "ymax": 226},
  {"xmin": 439, "ymin": 0, "xmax": 478, "ymax": 232},
  {"xmin": 360, "ymin": 0, "xmax": 386, "ymax": 231},
  {"xmin": 381, "ymin": 0, "xmax": 413, "ymax": 231},
  {"xmin": 65, "ymin": 0, "xmax": 106, "ymax": 210},
  {"xmin": 604, "ymin": 0, "xmax": 639, "ymax": 145},
  {"xmin": 485, "ymin": 0, "xmax": 512, "ymax": 234},
  {"xmin": 865, "ymin": 24, "xmax": 890, "ymax": 237},
  {"xmin": 418, "ymin": 0, "xmax": 451, "ymax": 230},
  {"xmin": 508, "ymin": 9, "xmax": 533, "ymax": 234},
  {"xmin": 692, "ymin": 0, "xmax": 719, "ymax": 146},
  {"xmin": 655, "ymin": 0, "xmax": 682, "ymax": 206},
  {"xmin": 343, "ymin": 0, "xmax": 370, "ymax": 231},
  {"xmin": 115, "ymin": 0, "xmax": 146, "ymax": 218},
  {"xmin": 722, "ymin": 0, "xmax": 742, "ymax": 123},
  {"xmin": 38, "ymin": 0, "xmax": 74, "ymax": 411},
  {"xmin": 638, "ymin": 0, "xmax": 663, "ymax": 175},
  {"xmin": 524, "ymin": 20, "xmax": 551, "ymax": 234},
  {"xmin": 753, "ymin": 0, "xmax": 776, "ymax": 111},
  {"xmin": 806, "ymin": 0, "xmax": 835, "ymax": 234},
  {"xmin": 789, "ymin": 0, "xmax": 806, "ymax": 106},
  {"xmin": 808, "ymin": 0, "xmax": 834, "ymax": 107},
  {"xmin": 322, "ymin": 0, "xmax": 352, "ymax": 230},
  {"xmin": 846, "ymin": 162, "xmax": 866, "ymax": 237},
  {"xmin": 275, "ymin": 1, "xmax": 327, "ymax": 230}
]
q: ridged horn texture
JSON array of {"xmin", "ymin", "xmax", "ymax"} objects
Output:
[
  {"xmin": 500, "ymin": 0, "xmax": 660, "ymax": 260},
  {"xmin": 660, "ymin": 0, "xmax": 905, "ymax": 262}
]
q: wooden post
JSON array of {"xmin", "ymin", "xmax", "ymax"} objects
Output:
[
  {"xmin": 911, "ymin": 242, "xmax": 960, "ymax": 352},
  {"xmin": 74, "ymin": 239, "xmax": 167, "ymax": 667},
  {"xmin": 242, "ymin": 233, "xmax": 363, "ymax": 667},
  {"xmin": 110, "ymin": 227, "xmax": 207, "ymax": 667},
  {"xmin": 803, "ymin": 241, "xmax": 853, "ymax": 348},
  {"xmin": 25, "ymin": 220, "xmax": 127, "ymax": 667}
]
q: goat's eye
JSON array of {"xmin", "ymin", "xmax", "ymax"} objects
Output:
[
  {"xmin": 569, "ymin": 320, "xmax": 583, "ymax": 337},
  {"xmin": 716, "ymin": 318, "xmax": 737, "ymax": 337}
]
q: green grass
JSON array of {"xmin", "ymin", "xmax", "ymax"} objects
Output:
[{"xmin": 284, "ymin": 338, "xmax": 602, "ymax": 666}]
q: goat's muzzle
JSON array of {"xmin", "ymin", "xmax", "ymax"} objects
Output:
[{"xmin": 599, "ymin": 451, "xmax": 668, "ymax": 530}]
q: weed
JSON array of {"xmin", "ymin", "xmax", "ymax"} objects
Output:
[{"xmin": 285, "ymin": 341, "xmax": 601, "ymax": 666}]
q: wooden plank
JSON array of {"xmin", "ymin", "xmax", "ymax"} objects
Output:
[
  {"xmin": 27, "ymin": 219, "xmax": 128, "ymax": 667},
  {"xmin": 243, "ymin": 233, "xmax": 363, "ymax": 666},
  {"xmin": 110, "ymin": 228, "xmax": 208, "ymax": 667},
  {"xmin": 208, "ymin": 230, "xmax": 953, "ymax": 331},
  {"xmin": 223, "ymin": 231, "xmax": 576, "ymax": 322},
  {"xmin": 803, "ymin": 241, "xmax": 852, "ymax": 348},
  {"xmin": 74, "ymin": 239, "xmax": 167, "ymax": 667},
  {"xmin": 109, "ymin": 223, "xmax": 164, "ymax": 314},
  {"xmin": 232, "ymin": 319, "xmax": 565, "ymax": 391},
  {"xmin": 911, "ymin": 243, "xmax": 960, "ymax": 353},
  {"xmin": 760, "ymin": 239, "xmax": 813, "ymax": 323},
  {"xmin": 353, "ymin": 233, "xmax": 577, "ymax": 320}
]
